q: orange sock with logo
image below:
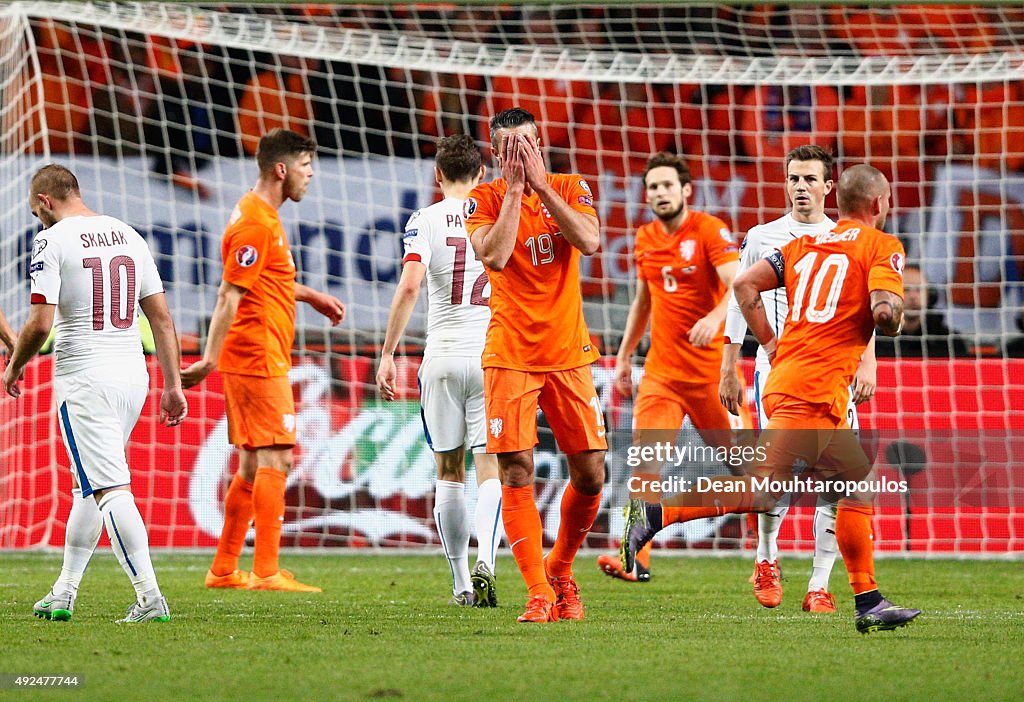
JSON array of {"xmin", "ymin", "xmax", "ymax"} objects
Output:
[
  {"xmin": 836, "ymin": 500, "xmax": 877, "ymax": 594},
  {"xmin": 546, "ymin": 483, "xmax": 601, "ymax": 578},
  {"xmin": 501, "ymin": 485, "xmax": 555, "ymax": 601},
  {"xmin": 252, "ymin": 467, "xmax": 287, "ymax": 579},
  {"xmin": 211, "ymin": 473, "xmax": 254, "ymax": 576}
]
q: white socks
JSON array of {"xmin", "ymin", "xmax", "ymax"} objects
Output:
[
  {"xmin": 52, "ymin": 487, "xmax": 103, "ymax": 596},
  {"xmin": 434, "ymin": 480, "xmax": 472, "ymax": 595},
  {"xmin": 98, "ymin": 491, "xmax": 161, "ymax": 604},
  {"xmin": 474, "ymin": 478, "xmax": 503, "ymax": 571},
  {"xmin": 808, "ymin": 501, "xmax": 839, "ymax": 592},
  {"xmin": 756, "ymin": 496, "xmax": 791, "ymax": 563}
]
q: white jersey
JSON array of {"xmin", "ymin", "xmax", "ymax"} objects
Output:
[
  {"xmin": 402, "ymin": 197, "xmax": 490, "ymax": 359},
  {"xmin": 724, "ymin": 213, "xmax": 836, "ymax": 372},
  {"xmin": 30, "ymin": 214, "xmax": 163, "ymax": 376}
]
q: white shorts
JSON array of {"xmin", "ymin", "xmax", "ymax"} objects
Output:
[
  {"xmin": 54, "ymin": 367, "xmax": 148, "ymax": 497},
  {"xmin": 753, "ymin": 366, "xmax": 859, "ymax": 432},
  {"xmin": 418, "ymin": 355, "xmax": 486, "ymax": 454}
]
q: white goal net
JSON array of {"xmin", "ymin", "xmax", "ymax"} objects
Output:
[{"xmin": 1, "ymin": 1, "xmax": 1021, "ymax": 556}]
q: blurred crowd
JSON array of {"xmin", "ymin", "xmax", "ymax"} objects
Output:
[{"xmin": 7, "ymin": 4, "xmax": 1024, "ymax": 355}]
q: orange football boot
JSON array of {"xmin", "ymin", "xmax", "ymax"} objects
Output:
[
  {"xmin": 247, "ymin": 569, "xmax": 322, "ymax": 593},
  {"xmin": 753, "ymin": 560, "xmax": 782, "ymax": 608},
  {"xmin": 204, "ymin": 569, "xmax": 250, "ymax": 589}
]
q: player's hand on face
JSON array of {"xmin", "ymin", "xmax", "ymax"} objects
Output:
[
  {"xmin": 688, "ymin": 315, "xmax": 719, "ymax": 348},
  {"xmin": 852, "ymin": 366, "xmax": 877, "ymax": 405},
  {"xmin": 311, "ymin": 293, "xmax": 346, "ymax": 325},
  {"xmin": 719, "ymin": 371, "xmax": 743, "ymax": 416},
  {"xmin": 376, "ymin": 355, "xmax": 398, "ymax": 401},
  {"xmin": 500, "ymin": 134, "xmax": 525, "ymax": 187},
  {"xmin": 180, "ymin": 359, "xmax": 214, "ymax": 389},
  {"xmin": 519, "ymin": 134, "xmax": 546, "ymax": 188},
  {"xmin": 613, "ymin": 358, "xmax": 634, "ymax": 398},
  {"xmin": 160, "ymin": 387, "xmax": 188, "ymax": 426}
]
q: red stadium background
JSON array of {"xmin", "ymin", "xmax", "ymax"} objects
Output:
[{"xmin": 2, "ymin": 356, "xmax": 1020, "ymax": 554}]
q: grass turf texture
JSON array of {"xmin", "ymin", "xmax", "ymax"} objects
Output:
[{"xmin": 1, "ymin": 553, "xmax": 1021, "ymax": 701}]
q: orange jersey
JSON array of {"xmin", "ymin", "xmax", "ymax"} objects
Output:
[
  {"xmin": 218, "ymin": 192, "xmax": 297, "ymax": 378},
  {"xmin": 465, "ymin": 173, "xmax": 599, "ymax": 372},
  {"xmin": 764, "ymin": 218, "xmax": 905, "ymax": 410},
  {"xmin": 635, "ymin": 211, "xmax": 739, "ymax": 384}
]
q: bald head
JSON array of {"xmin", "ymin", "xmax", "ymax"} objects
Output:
[{"xmin": 837, "ymin": 164, "xmax": 891, "ymax": 228}]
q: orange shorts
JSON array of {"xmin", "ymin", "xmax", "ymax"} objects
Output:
[
  {"xmin": 483, "ymin": 365, "xmax": 608, "ymax": 455},
  {"xmin": 755, "ymin": 393, "xmax": 869, "ymax": 481},
  {"xmin": 634, "ymin": 372, "xmax": 751, "ymax": 447},
  {"xmin": 222, "ymin": 372, "xmax": 296, "ymax": 450}
]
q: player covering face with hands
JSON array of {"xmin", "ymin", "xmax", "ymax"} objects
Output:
[
  {"xmin": 6, "ymin": 164, "xmax": 185, "ymax": 623},
  {"xmin": 466, "ymin": 107, "xmax": 606, "ymax": 623}
]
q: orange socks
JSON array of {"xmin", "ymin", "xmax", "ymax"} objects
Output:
[
  {"xmin": 501, "ymin": 485, "xmax": 555, "ymax": 601},
  {"xmin": 211, "ymin": 473, "xmax": 254, "ymax": 576},
  {"xmin": 636, "ymin": 541, "xmax": 653, "ymax": 569},
  {"xmin": 252, "ymin": 467, "xmax": 287, "ymax": 579},
  {"xmin": 662, "ymin": 504, "xmax": 728, "ymax": 525},
  {"xmin": 836, "ymin": 500, "xmax": 877, "ymax": 594},
  {"xmin": 546, "ymin": 483, "xmax": 601, "ymax": 578}
]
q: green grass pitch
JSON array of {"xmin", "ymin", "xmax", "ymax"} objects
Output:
[{"xmin": 1, "ymin": 553, "xmax": 1021, "ymax": 701}]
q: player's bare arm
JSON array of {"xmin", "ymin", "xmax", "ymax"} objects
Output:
[
  {"xmin": 520, "ymin": 135, "xmax": 600, "ymax": 256},
  {"xmin": 3, "ymin": 303, "xmax": 54, "ymax": 398},
  {"xmin": 472, "ymin": 134, "xmax": 524, "ymax": 271},
  {"xmin": 295, "ymin": 283, "xmax": 345, "ymax": 325},
  {"xmin": 719, "ymin": 341, "xmax": 744, "ymax": 416},
  {"xmin": 376, "ymin": 261, "xmax": 426, "ymax": 401},
  {"xmin": 614, "ymin": 276, "xmax": 652, "ymax": 398},
  {"xmin": 0, "ymin": 306, "xmax": 16, "ymax": 354},
  {"xmin": 852, "ymin": 336, "xmax": 878, "ymax": 404},
  {"xmin": 139, "ymin": 292, "xmax": 188, "ymax": 426},
  {"xmin": 734, "ymin": 259, "xmax": 781, "ymax": 362},
  {"xmin": 690, "ymin": 260, "xmax": 739, "ymax": 348},
  {"xmin": 871, "ymin": 289, "xmax": 904, "ymax": 337},
  {"xmin": 181, "ymin": 279, "xmax": 247, "ymax": 388}
]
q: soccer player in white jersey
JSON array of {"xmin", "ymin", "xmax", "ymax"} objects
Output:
[
  {"xmin": 3, "ymin": 165, "xmax": 187, "ymax": 623},
  {"xmin": 719, "ymin": 145, "xmax": 877, "ymax": 613},
  {"xmin": 376, "ymin": 135, "xmax": 503, "ymax": 607}
]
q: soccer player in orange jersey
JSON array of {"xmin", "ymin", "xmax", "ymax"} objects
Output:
[
  {"xmin": 596, "ymin": 152, "xmax": 747, "ymax": 583},
  {"xmin": 466, "ymin": 107, "xmax": 606, "ymax": 623},
  {"xmin": 182, "ymin": 129, "xmax": 346, "ymax": 593},
  {"xmin": 621, "ymin": 165, "xmax": 921, "ymax": 633}
]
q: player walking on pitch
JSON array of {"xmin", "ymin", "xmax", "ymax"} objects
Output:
[
  {"xmin": 182, "ymin": 129, "xmax": 345, "ymax": 593},
  {"xmin": 719, "ymin": 145, "xmax": 877, "ymax": 613},
  {"xmin": 467, "ymin": 107, "xmax": 607, "ymax": 623},
  {"xmin": 597, "ymin": 151, "xmax": 746, "ymax": 583},
  {"xmin": 376, "ymin": 134, "xmax": 504, "ymax": 607},
  {"xmin": 622, "ymin": 165, "xmax": 921, "ymax": 633},
  {"xmin": 5, "ymin": 164, "xmax": 187, "ymax": 623}
]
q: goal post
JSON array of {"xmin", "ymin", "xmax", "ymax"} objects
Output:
[{"xmin": 1, "ymin": 2, "xmax": 1021, "ymax": 556}]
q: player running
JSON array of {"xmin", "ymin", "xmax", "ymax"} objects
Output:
[
  {"xmin": 376, "ymin": 134, "xmax": 504, "ymax": 608},
  {"xmin": 622, "ymin": 164, "xmax": 921, "ymax": 633},
  {"xmin": 5, "ymin": 164, "xmax": 187, "ymax": 623}
]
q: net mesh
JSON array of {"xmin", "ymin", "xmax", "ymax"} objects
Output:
[{"xmin": 1, "ymin": 2, "xmax": 1021, "ymax": 555}]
